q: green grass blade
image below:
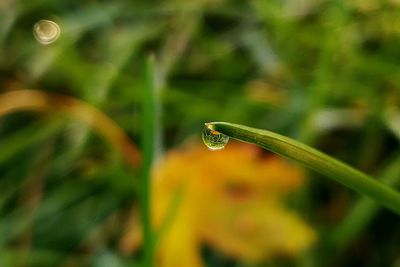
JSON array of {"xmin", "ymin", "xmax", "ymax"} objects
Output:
[
  {"xmin": 0, "ymin": 120, "xmax": 64, "ymax": 164},
  {"xmin": 206, "ymin": 122, "xmax": 400, "ymax": 215},
  {"xmin": 140, "ymin": 55, "xmax": 156, "ymax": 267}
]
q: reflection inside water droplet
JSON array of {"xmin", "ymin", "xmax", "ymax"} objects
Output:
[
  {"xmin": 202, "ymin": 125, "xmax": 229, "ymax": 150},
  {"xmin": 33, "ymin": 20, "xmax": 60, "ymax": 45}
]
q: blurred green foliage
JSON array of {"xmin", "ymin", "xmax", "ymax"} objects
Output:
[{"xmin": 1, "ymin": 0, "xmax": 400, "ymax": 266}]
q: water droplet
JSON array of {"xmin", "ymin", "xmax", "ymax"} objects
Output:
[
  {"xmin": 202, "ymin": 125, "xmax": 229, "ymax": 150},
  {"xmin": 33, "ymin": 20, "xmax": 60, "ymax": 45}
]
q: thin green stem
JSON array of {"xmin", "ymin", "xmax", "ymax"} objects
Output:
[
  {"xmin": 140, "ymin": 56, "xmax": 156, "ymax": 267},
  {"xmin": 206, "ymin": 122, "xmax": 400, "ymax": 215}
]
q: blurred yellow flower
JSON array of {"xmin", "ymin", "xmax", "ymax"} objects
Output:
[{"xmin": 121, "ymin": 140, "xmax": 316, "ymax": 266}]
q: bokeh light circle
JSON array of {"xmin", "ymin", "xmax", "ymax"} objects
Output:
[{"xmin": 33, "ymin": 19, "xmax": 60, "ymax": 45}]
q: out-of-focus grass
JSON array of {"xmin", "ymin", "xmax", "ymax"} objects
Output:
[
  {"xmin": 140, "ymin": 56, "xmax": 157, "ymax": 267},
  {"xmin": 1, "ymin": 0, "xmax": 400, "ymax": 266}
]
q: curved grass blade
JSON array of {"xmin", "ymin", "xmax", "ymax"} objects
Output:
[
  {"xmin": 0, "ymin": 90, "xmax": 140, "ymax": 168},
  {"xmin": 206, "ymin": 122, "xmax": 400, "ymax": 215}
]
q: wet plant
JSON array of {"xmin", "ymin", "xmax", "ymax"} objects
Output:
[{"xmin": 205, "ymin": 122, "xmax": 400, "ymax": 215}]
